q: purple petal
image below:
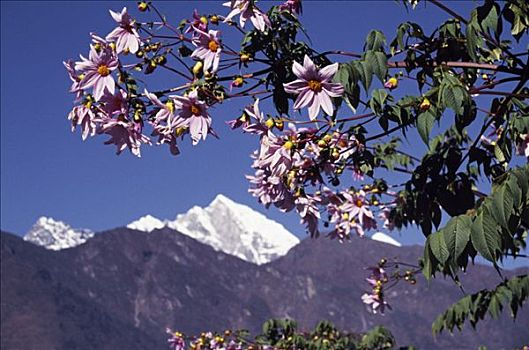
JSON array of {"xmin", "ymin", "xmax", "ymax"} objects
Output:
[
  {"xmin": 319, "ymin": 92, "xmax": 334, "ymax": 116},
  {"xmin": 293, "ymin": 89, "xmax": 314, "ymax": 110},
  {"xmin": 319, "ymin": 63, "xmax": 339, "ymax": 81}
]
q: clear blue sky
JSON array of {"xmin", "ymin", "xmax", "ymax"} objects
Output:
[{"xmin": 1, "ymin": 0, "xmax": 526, "ymax": 270}]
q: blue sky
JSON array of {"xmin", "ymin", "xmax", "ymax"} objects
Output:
[{"xmin": 1, "ymin": 0, "xmax": 527, "ymax": 268}]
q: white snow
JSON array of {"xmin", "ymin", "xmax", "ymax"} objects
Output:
[
  {"xmin": 23, "ymin": 216, "xmax": 94, "ymax": 250},
  {"xmin": 24, "ymin": 195, "xmax": 301, "ymax": 264},
  {"xmin": 127, "ymin": 215, "xmax": 165, "ymax": 232},
  {"xmin": 371, "ymin": 231, "xmax": 402, "ymax": 247},
  {"xmin": 166, "ymin": 194, "xmax": 300, "ymax": 265}
]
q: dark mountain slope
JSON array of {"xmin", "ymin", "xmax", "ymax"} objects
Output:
[{"xmin": 2, "ymin": 229, "xmax": 528, "ymax": 350}]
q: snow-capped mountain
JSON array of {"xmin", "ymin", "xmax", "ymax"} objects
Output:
[
  {"xmin": 23, "ymin": 196, "xmax": 400, "ymax": 262},
  {"xmin": 129, "ymin": 194, "xmax": 300, "ymax": 265},
  {"xmin": 127, "ymin": 215, "xmax": 165, "ymax": 232},
  {"xmin": 371, "ymin": 231, "xmax": 401, "ymax": 247},
  {"xmin": 24, "ymin": 216, "xmax": 94, "ymax": 250}
]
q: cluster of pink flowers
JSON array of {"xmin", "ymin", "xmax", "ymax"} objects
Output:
[
  {"xmin": 361, "ymin": 265, "xmax": 391, "ymax": 314},
  {"xmin": 229, "ymin": 98, "xmax": 398, "ymax": 239},
  {"xmin": 167, "ymin": 329, "xmax": 246, "ymax": 350},
  {"xmin": 64, "ymin": 0, "xmax": 411, "ymax": 313}
]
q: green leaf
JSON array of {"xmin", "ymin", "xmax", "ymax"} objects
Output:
[
  {"xmin": 429, "ymin": 231, "xmax": 450, "ymax": 264},
  {"xmin": 477, "ymin": 0, "xmax": 499, "ymax": 36},
  {"xmin": 443, "ymin": 215, "xmax": 472, "ymax": 264},
  {"xmin": 470, "ymin": 209, "xmax": 501, "ymax": 262},
  {"xmin": 491, "ymin": 184, "xmax": 513, "ymax": 229},
  {"xmin": 417, "ymin": 109, "xmax": 436, "ymax": 145},
  {"xmin": 440, "ymin": 83, "xmax": 465, "ymax": 115},
  {"xmin": 353, "ymin": 60, "xmax": 373, "ymax": 92},
  {"xmin": 364, "ymin": 51, "xmax": 388, "ymax": 83},
  {"xmin": 364, "ymin": 30, "xmax": 386, "ymax": 51}
]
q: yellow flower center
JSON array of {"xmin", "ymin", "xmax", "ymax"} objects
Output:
[
  {"xmin": 208, "ymin": 40, "xmax": 219, "ymax": 52},
  {"xmin": 307, "ymin": 79, "xmax": 322, "ymax": 92},
  {"xmin": 190, "ymin": 104, "xmax": 201, "ymax": 115},
  {"xmin": 97, "ymin": 65, "xmax": 111, "ymax": 77},
  {"xmin": 355, "ymin": 199, "xmax": 363, "ymax": 207}
]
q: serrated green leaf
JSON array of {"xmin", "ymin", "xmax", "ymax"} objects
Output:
[
  {"xmin": 443, "ymin": 216, "xmax": 472, "ymax": 264},
  {"xmin": 491, "ymin": 184, "xmax": 513, "ymax": 229},
  {"xmin": 429, "ymin": 231, "xmax": 450, "ymax": 264},
  {"xmin": 470, "ymin": 209, "xmax": 501, "ymax": 262}
]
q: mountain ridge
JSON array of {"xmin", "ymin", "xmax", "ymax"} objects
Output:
[{"xmin": 2, "ymin": 228, "xmax": 528, "ymax": 350}]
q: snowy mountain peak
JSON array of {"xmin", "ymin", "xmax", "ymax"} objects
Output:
[
  {"xmin": 371, "ymin": 232, "xmax": 402, "ymax": 247},
  {"xmin": 24, "ymin": 216, "xmax": 94, "ymax": 251},
  {"xmin": 125, "ymin": 195, "xmax": 300, "ymax": 265},
  {"xmin": 127, "ymin": 215, "xmax": 165, "ymax": 232}
]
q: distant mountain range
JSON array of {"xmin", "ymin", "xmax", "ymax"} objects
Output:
[
  {"xmin": 2, "ymin": 223, "xmax": 528, "ymax": 349},
  {"xmin": 22, "ymin": 194, "xmax": 399, "ymax": 264}
]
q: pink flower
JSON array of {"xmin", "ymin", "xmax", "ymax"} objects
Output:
[
  {"xmin": 191, "ymin": 28, "xmax": 222, "ymax": 73},
  {"xmin": 172, "ymin": 90, "xmax": 213, "ymax": 145},
  {"xmin": 295, "ymin": 195, "xmax": 320, "ymax": 237},
  {"xmin": 223, "ymin": 0, "xmax": 271, "ymax": 32},
  {"xmin": 144, "ymin": 89, "xmax": 176, "ymax": 124},
  {"xmin": 75, "ymin": 46, "xmax": 118, "ymax": 101},
  {"xmin": 361, "ymin": 291, "xmax": 389, "ymax": 314},
  {"xmin": 106, "ymin": 7, "xmax": 141, "ymax": 54},
  {"xmin": 185, "ymin": 9, "xmax": 208, "ymax": 36},
  {"xmin": 68, "ymin": 104, "xmax": 96, "ymax": 140},
  {"xmin": 283, "ymin": 55, "xmax": 344, "ymax": 120},
  {"xmin": 63, "ymin": 60, "xmax": 84, "ymax": 100},
  {"xmin": 516, "ymin": 134, "xmax": 529, "ymax": 158},
  {"xmin": 98, "ymin": 116, "xmax": 150, "ymax": 157},
  {"xmin": 99, "ymin": 89, "xmax": 128, "ymax": 117},
  {"xmin": 279, "ymin": 0, "xmax": 303, "ymax": 16},
  {"xmin": 166, "ymin": 329, "xmax": 186, "ymax": 350}
]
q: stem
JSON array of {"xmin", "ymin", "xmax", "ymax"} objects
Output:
[{"xmin": 388, "ymin": 60, "xmax": 524, "ymax": 75}]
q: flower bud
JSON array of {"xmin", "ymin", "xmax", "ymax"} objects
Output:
[
  {"xmin": 240, "ymin": 53, "xmax": 251, "ymax": 63},
  {"xmin": 232, "ymin": 76, "xmax": 244, "ymax": 87},
  {"xmin": 155, "ymin": 55, "xmax": 167, "ymax": 65},
  {"xmin": 274, "ymin": 118, "xmax": 284, "ymax": 131},
  {"xmin": 200, "ymin": 16, "xmax": 208, "ymax": 25},
  {"xmin": 138, "ymin": 1, "xmax": 149, "ymax": 12},
  {"xmin": 283, "ymin": 140, "xmax": 294, "ymax": 150},
  {"xmin": 192, "ymin": 61, "xmax": 203, "ymax": 76},
  {"xmin": 419, "ymin": 97, "xmax": 431, "ymax": 111},
  {"xmin": 384, "ymin": 77, "xmax": 398, "ymax": 90},
  {"xmin": 265, "ymin": 118, "xmax": 275, "ymax": 129}
]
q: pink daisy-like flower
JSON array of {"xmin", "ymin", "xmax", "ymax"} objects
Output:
[
  {"xmin": 172, "ymin": 90, "xmax": 213, "ymax": 145},
  {"xmin": 63, "ymin": 60, "xmax": 84, "ymax": 100},
  {"xmin": 223, "ymin": 0, "xmax": 271, "ymax": 32},
  {"xmin": 99, "ymin": 116, "xmax": 150, "ymax": 157},
  {"xmin": 191, "ymin": 28, "xmax": 222, "ymax": 73},
  {"xmin": 283, "ymin": 55, "xmax": 344, "ymax": 120},
  {"xmin": 279, "ymin": 0, "xmax": 303, "ymax": 16},
  {"xmin": 106, "ymin": 7, "xmax": 141, "ymax": 54},
  {"xmin": 68, "ymin": 104, "xmax": 97, "ymax": 141},
  {"xmin": 75, "ymin": 46, "xmax": 118, "ymax": 101}
]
